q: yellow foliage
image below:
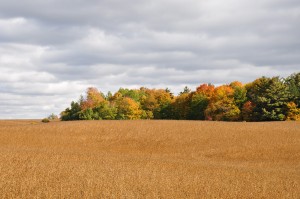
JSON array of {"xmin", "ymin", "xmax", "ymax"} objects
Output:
[{"xmin": 286, "ymin": 102, "xmax": 300, "ymax": 121}]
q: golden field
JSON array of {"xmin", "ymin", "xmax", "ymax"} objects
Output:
[{"xmin": 0, "ymin": 120, "xmax": 299, "ymax": 198}]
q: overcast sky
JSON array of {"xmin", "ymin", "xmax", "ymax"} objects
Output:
[{"xmin": 0, "ymin": 0, "xmax": 299, "ymax": 119}]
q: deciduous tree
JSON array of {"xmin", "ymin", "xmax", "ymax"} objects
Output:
[
  {"xmin": 205, "ymin": 85, "xmax": 240, "ymax": 121},
  {"xmin": 81, "ymin": 87, "xmax": 105, "ymax": 110},
  {"xmin": 116, "ymin": 97, "xmax": 142, "ymax": 120}
]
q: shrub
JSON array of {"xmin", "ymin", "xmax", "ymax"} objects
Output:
[{"xmin": 42, "ymin": 118, "xmax": 50, "ymax": 123}]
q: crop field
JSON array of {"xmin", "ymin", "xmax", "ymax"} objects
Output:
[{"xmin": 0, "ymin": 120, "xmax": 299, "ymax": 198}]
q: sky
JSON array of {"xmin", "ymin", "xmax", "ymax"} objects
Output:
[{"xmin": 0, "ymin": 0, "xmax": 299, "ymax": 119}]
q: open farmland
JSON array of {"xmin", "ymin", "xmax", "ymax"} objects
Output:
[{"xmin": 0, "ymin": 120, "xmax": 299, "ymax": 198}]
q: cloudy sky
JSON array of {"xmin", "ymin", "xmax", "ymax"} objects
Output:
[{"xmin": 0, "ymin": 0, "xmax": 299, "ymax": 119}]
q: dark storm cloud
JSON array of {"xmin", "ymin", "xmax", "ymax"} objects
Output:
[{"xmin": 0, "ymin": 0, "xmax": 299, "ymax": 118}]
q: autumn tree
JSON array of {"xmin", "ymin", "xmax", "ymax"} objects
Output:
[
  {"xmin": 60, "ymin": 72, "xmax": 299, "ymax": 122},
  {"xmin": 140, "ymin": 88, "xmax": 174, "ymax": 119},
  {"xmin": 205, "ymin": 85, "xmax": 241, "ymax": 121},
  {"xmin": 172, "ymin": 93, "xmax": 190, "ymax": 119},
  {"xmin": 241, "ymin": 101, "xmax": 255, "ymax": 121},
  {"xmin": 116, "ymin": 97, "xmax": 142, "ymax": 120},
  {"xmin": 286, "ymin": 102, "xmax": 300, "ymax": 121},
  {"xmin": 229, "ymin": 81, "xmax": 247, "ymax": 109},
  {"xmin": 188, "ymin": 84, "xmax": 215, "ymax": 120},
  {"xmin": 153, "ymin": 89, "xmax": 174, "ymax": 119},
  {"xmin": 80, "ymin": 87, "xmax": 105, "ymax": 110}
]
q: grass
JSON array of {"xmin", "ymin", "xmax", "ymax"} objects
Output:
[{"xmin": 0, "ymin": 120, "xmax": 299, "ymax": 198}]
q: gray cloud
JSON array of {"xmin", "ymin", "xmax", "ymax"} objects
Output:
[{"xmin": 0, "ymin": 0, "xmax": 299, "ymax": 118}]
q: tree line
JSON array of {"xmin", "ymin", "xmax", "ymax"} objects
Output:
[{"xmin": 60, "ymin": 73, "xmax": 300, "ymax": 121}]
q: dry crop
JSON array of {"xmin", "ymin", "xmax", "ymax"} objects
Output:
[{"xmin": 0, "ymin": 120, "xmax": 299, "ymax": 198}]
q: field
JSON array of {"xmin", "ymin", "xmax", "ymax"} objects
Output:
[{"xmin": 0, "ymin": 120, "xmax": 299, "ymax": 198}]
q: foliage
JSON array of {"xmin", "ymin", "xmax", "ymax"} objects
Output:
[
  {"xmin": 140, "ymin": 88, "xmax": 174, "ymax": 119},
  {"xmin": 80, "ymin": 87, "xmax": 105, "ymax": 110},
  {"xmin": 48, "ymin": 113, "xmax": 58, "ymax": 120},
  {"xmin": 179, "ymin": 86, "xmax": 191, "ymax": 95},
  {"xmin": 116, "ymin": 97, "xmax": 142, "ymax": 120},
  {"xmin": 94, "ymin": 102, "xmax": 117, "ymax": 120},
  {"xmin": 60, "ymin": 73, "xmax": 300, "ymax": 122},
  {"xmin": 188, "ymin": 84, "xmax": 215, "ymax": 120},
  {"xmin": 118, "ymin": 88, "xmax": 145, "ymax": 102},
  {"xmin": 41, "ymin": 118, "xmax": 50, "ymax": 123},
  {"xmin": 60, "ymin": 101, "xmax": 81, "ymax": 121},
  {"xmin": 188, "ymin": 93, "xmax": 209, "ymax": 120},
  {"xmin": 230, "ymin": 81, "xmax": 247, "ymax": 109},
  {"xmin": 242, "ymin": 101, "xmax": 255, "ymax": 121},
  {"xmin": 286, "ymin": 102, "xmax": 300, "ymax": 121},
  {"xmin": 246, "ymin": 77, "xmax": 290, "ymax": 121},
  {"xmin": 79, "ymin": 108, "xmax": 95, "ymax": 120},
  {"xmin": 285, "ymin": 72, "xmax": 300, "ymax": 107},
  {"xmin": 172, "ymin": 93, "xmax": 190, "ymax": 119},
  {"xmin": 196, "ymin": 84, "xmax": 215, "ymax": 98},
  {"xmin": 205, "ymin": 85, "xmax": 240, "ymax": 121}
]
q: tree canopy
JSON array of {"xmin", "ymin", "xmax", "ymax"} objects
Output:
[{"xmin": 60, "ymin": 72, "xmax": 300, "ymax": 121}]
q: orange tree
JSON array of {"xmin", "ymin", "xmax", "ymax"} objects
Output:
[
  {"xmin": 188, "ymin": 84, "xmax": 215, "ymax": 120},
  {"xmin": 205, "ymin": 85, "xmax": 241, "ymax": 121}
]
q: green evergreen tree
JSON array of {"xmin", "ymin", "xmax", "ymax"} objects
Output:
[
  {"xmin": 60, "ymin": 101, "xmax": 81, "ymax": 121},
  {"xmin": 247, "ymin": 77, "xmax": 290, "ymax": 121},
  {"xmin": 285, "ymin": 72, "xmax": 300, "ymax": 107}
]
